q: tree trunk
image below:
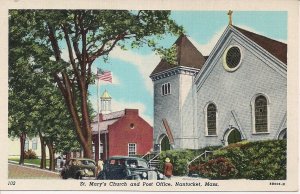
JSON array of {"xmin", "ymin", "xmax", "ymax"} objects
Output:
[
  {"xmin": 39, "ymin": 133, "xmax": 46, "ymax": 169},
  {"xmin": 66, "ymin": 152, "xmax": 71, "ymax": 161},
  {"xmin": 47, "ymin": 142, "xmax": 55, "ymax": 171},
  {"xmin": 19, "ymin": 132, "xmax": 26, "ymax": 165},
  {"xmin": 48, "ymin": 23, "xmax": 93, "ymax": 159},
  {"xmin": 80, "ymin": 84, "xmax": 92, "ymax": 158}
]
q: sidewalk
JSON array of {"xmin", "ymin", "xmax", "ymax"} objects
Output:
[
  {"xmin": 8, "ymin": 163, "xmax": 60, "ymax": 179},
  {"xmin": 8, "ymin": 160, "xmax": 61, "ymax": 174}
]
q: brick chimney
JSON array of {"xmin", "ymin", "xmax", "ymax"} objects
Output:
[{"xmin": 125, "ymin": 109, "xmax": 139, "ymax": 116}]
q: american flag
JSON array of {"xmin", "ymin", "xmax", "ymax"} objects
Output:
[{"xmin": 97, "ymin": 68, "xmax": 112, "ymax": 83}]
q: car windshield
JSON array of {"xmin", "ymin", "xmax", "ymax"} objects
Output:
[
  {"xmin": 80, "ymin": 160, "xmax": 95, "ymax": 166},
  {"xmin": 126, "ymin": 159, "xmax": 148, "ymax": 168}
]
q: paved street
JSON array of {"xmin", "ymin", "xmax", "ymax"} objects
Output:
[
  {"xmin": 8, "ymin": 163, "xmax": 201, "ymax": 180},
  {"xmin": 8, "ymin": 163, "xmax": 60, "ymax": 179}
]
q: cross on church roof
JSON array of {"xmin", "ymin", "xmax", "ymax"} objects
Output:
[{"xmin": 227, "ymin": 10, "xmax": 233, "ymax": 25}]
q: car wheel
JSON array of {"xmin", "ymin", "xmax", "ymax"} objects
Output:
[
  {"xmin": 61, "ymin": 171, "xmax": 67, "ymax": 179},
  {"xmin": 97, "ymin": 172, "xmax": 106, "ymax": 180},
  {"xmin": 76, "ymin": 173, "xmax": 83, "ymax": 179},
  {"xmin": 135, "ymin": 175, "xmax": 142, "ymax": 180},
  {"xmin": 101, "ymin": 172, "xmax": 107, "ymax": 180}
]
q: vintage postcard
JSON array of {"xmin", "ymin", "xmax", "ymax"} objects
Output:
[{"xmin": 0, "ymin": 0, "xmax": 298, "ymax": 192}]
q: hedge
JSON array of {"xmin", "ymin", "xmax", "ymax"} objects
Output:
[
  {"xmin": 157, "ymin": 146, "xmax": 220, "ymax": 176},
  {"xmin": 208, "ymin": 140, "xmax": 287, "ymax": 180},
  {"xmin": 156, "ymin": 140, "xmax": 286, "ymax": 179},
  {"xmin": 199, "ymin": 157, "xmax": 238, "ymax": 179}
]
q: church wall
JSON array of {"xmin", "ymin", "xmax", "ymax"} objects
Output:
[
  {"xmin": 196, "ymin": 39, "xmax": 287, "ymax": 148},
  {"xmin": 153, "ymin": 74, "xmax": 181, "ymax": 148},
  {"xmin": 179, "ymin": 73, "xmax": 198, "ymax": 149}
]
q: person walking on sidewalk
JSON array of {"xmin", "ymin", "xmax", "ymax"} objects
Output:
[
  {"xmin": 97, "ymin": 159, "xmax": 104, "ymax": 175},
  {"xmin": 164, "ymin": 157, "xmax": 173, "ymax": 179}
]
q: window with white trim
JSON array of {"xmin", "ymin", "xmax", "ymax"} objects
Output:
[
  {"xmin": 161, "ymin": 83, "xmax": 171, "ymax": 96},
  {"xmin": 128, "ymin": 143, "xmax": 136, "ymax": 157},
  {"xmin": 32, "ymin": 138, "xmax": 38, "ymax": 150},
  {"xmin": 206, "ymin": 103, "xmax": 217, "ymax": 135},
  {"xmin": 255, "ymin": 95, "xmax": 268, "ymax": 133},
  {"xmin": 223, "ymin": 45, "xmax": 243, "ymax": 72},
  {"xmin": 25, "ymin": 139, "xmax": 29, "ymax": 151}
]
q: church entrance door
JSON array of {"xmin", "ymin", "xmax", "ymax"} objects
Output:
[
  {"xmin": 227, "ymin": 128, "xmax": 242, "ymax": 144},
  {"xmin": 161, "ymin": 135, "xmax": 170, "ymax": 151}
]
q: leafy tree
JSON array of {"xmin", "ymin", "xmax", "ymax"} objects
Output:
[
  {"xmin": 9, "ymin": 15, "xmax": 83, "ymax": 168},
  {"xmin": 8, "ymin": 26, "xmax": 44, "ymax": 165},
  {"xmin": 9, "ymin": 10, "xmax": 183, "ymax": 158},
  {"xmin": 30, "ymin": 75, "xmax": 82, "ymax": 171}
]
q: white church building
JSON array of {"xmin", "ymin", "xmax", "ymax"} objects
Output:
[{"xmin": 150, "ymin": 23, "xmax": 287, "ymax": 151}]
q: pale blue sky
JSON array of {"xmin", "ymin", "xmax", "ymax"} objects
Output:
[{"xmin": 88, "ymin": 11, "xmax": 287, "ymax": 124}]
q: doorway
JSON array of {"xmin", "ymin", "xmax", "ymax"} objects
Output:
[
  {"xmin": 227, "ymin": 128, "xmax": 242, "ymax": 145},
  {"xmin": 160, "ymin": 135, "xmax": 170, "ymax": 151}
]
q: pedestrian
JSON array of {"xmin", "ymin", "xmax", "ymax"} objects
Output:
[
  {"xmin": 164, "ymin": 157, "xmax": 173, "ymax": 179},
  {"xmin": 97, "ymin": 159, "xmax": 104, "ymax": 175}
]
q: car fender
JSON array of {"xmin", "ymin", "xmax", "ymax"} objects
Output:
[{"xmin": 77, "ymin": 170, "xmax": 85, "ymax": 176}]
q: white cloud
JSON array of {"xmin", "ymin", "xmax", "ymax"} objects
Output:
[
  {"xmin": 61, "ymin": 47, "xmax": 76, "ymax": 62},
  {"xmin": 109, "ymin": 46, "xmax": 160, "ymax": 95},
  {"xmin": 188, "ymin": 26, "xmax": 226, "ymax": 56}
]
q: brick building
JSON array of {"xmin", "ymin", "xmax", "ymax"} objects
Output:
[{"xmin": 91, "ymin": 91, "xmax": 153, "ymax": 161}]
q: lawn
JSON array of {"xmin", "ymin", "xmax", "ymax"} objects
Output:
[{"xmin": 9, "ymin": 158, "xmax": 50, "ymax": 167}]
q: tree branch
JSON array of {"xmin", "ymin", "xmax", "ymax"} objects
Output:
[
  {"xmin": 47, "ymin": 24, "xmax": 61, "ymax": 61},
  {"xmin": 61, "ymin": 24, "xmax": 81, "ymax": 82},
  {"xmin": 73, "ymin": 12, "xmax": 82, "ymax": 65},
  {"xmin": 88, "ymin": 33, "xmax": 126, "ymax": 62},
  {"xmin": 47, "ymin": 22, "xmax": 86, "ymax": 146},
  {"xmin": 78, "ymin": 13, "xmax": 87, "ymax": 78}
]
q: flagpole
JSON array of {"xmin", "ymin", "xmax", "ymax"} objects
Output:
[{"xmin": 97, "ymin": 74, "xmax": 101, "ymax": 161}]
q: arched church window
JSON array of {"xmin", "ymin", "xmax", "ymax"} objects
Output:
[
  {"xmin": 207, "ymin": 103, "xmax": 217, "ymax": 135},
  {"xmin": 255, "ymin": 95, "xmax": 268, "ymax": 133}
]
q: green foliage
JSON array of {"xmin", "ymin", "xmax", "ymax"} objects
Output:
[
  {"xmin": 9, "ymin": 10, "xmax": 183, "ymax": 157},
  {"xmin": 157, "ymin": 146, "xmax": 221, "ymax": 176},
  {"xmin": 199, "ymin": 157, "xmax": 238, "ymax": 179},
  {"xmin": 9, "ymin": 158, "xmax": 50, "ymax": 167},
  {"xmin": 162, "ymin": 140, "xmax": 286, "ymax": 179},
  {"xmin": 24, "ymin": 149, "xmax": 38, "ymax": 159},
  {"xmin": 158, "ymin": 150, "xmax": 195, "ymax": 176},
  {"xmin": 156, "ymin": 45, "xmax": 178, "ymax": 65},
  {"xmin": 208, "ymin": 140, "xmax": 287, "ymax": 180}
]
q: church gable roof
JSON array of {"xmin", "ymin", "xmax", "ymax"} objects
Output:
[
  {"xmin": 233, "ymin": 26, "xmax": 287, "ymax": 65},
  {"xmin": 195, "ymin": 25, "xmax": 287, "ymax": 88},
  {"xmin": 150, "ymin": 34, "xmax": 206, "ymax": 76}
]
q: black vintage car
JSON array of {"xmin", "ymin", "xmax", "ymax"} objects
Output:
[
  {"xmin": 97, "ymin": 156, "xmax": 164, "ymax": 180},
  {"xmin": 61, "ymin": 158, "xmax": 96, "ymax": 179}
]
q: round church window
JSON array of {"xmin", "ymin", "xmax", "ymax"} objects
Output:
[{"xmin": 223, "ymin": 45, "xmax": 242, "ymax": 71}]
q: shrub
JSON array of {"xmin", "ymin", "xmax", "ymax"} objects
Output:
[
  {"xmin": 24, "ymin": 149, "xmax": 38, "ymax": 159},
  {"xmin": 157, "ymin": 145, "xmax": 221, "ymax": 176},
  {"xmin": 212, "ymin": 140, "xmax": 286, "ymax": 180},
  {"xmin": 199, "ymin": 157, "xmax": 238, "ymax": 179},
  {"xmin": 158, "ymin": 149, "xmax": 195, "ymax": 176}
]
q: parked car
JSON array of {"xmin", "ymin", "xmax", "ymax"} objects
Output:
[
  {"xmin": 61, "ymin": 158, "xmax": 96, "ymax": 179},
  {"xmin": 97, "ymin": 156, "xmax": 164, "ymax": 180}
]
